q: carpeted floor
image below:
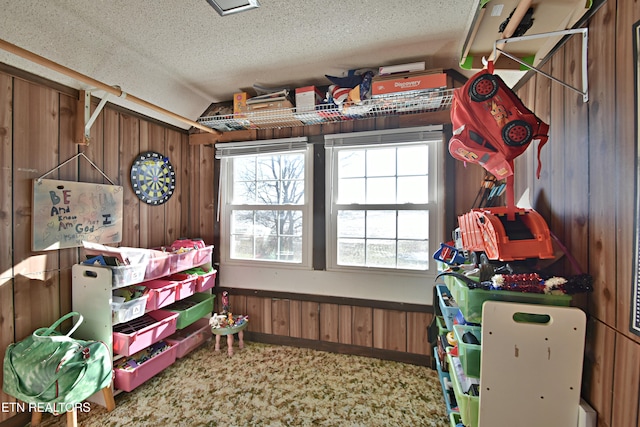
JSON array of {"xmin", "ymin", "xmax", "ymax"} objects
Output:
[{"xmin": 36, "ymin": 340, "xmax": 450, "ymax": 427}]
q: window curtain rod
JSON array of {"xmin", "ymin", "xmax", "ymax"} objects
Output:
[{"xmin": 0, "ymin": 38, "xmax": 219, "ymax": 135}]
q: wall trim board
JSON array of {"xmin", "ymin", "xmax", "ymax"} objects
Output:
[
  {"xmin": 243, "ymin": 332, "xmax": 432, "ymax": 367},
  {"xmin": 217, "ymin": 287, "xmax": 434, "ymax": 313}
]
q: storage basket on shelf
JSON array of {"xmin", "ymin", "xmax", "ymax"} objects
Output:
[
  {"xmin": 453, "ymin": 324, "xmax": 482, "ymax": 379},
  {"xmin": 165, "ymin": 318, "xmax": 212, "ymax": 358},
  {"xmin": 162, "ymin": 292, "xmax": 215, "ymax": 329},
  {"xmin": 436, "ymin": 284, "xmax": 460, "ymax": 331},
  {"xmin": 112, "ymin": 310, "xmax": 179, "ymax": 356},
  {"xmin": 113, "ymin": 341, "xmax": 177, "ymax": 392}
]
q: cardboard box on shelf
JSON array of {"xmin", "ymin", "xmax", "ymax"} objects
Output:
[
  {"xmin": 233, "ymin": 92, "xmax": 248, "ymax": 116},
  {"xmin": 372, "ymin": 70, "xmax": 447, "ymax": 97},
  {"xmin": 247, "ymin": 100, "xmax": 303, "ymax": 128},
  {"xmin": 295, "ymin": 86, "xmax": 325, "ymax": 111}
]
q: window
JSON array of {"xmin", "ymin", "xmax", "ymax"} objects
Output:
[
  {"xmin": 325, "ymin": 127, "xmax": 443, "ymax": 273},
  {"xmin": 217, "ymin": 137, "xmax": 312, "ymax": 267}
]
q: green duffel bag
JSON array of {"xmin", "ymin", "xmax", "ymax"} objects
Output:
[{"xmin": 3, "ymin": 312, "xmax": 112, "ymax": 413}]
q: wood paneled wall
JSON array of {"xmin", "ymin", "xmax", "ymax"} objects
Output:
[
  {"xmin": 0, "ymin": 68, "xmax": 215, "ymax": 422},
  {"xmin": 513, "ymin": 1, "xmax": 640, "ymax": 426}
]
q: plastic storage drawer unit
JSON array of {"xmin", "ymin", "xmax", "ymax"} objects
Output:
[
  {"xmin": 195, "ymin": 269, "xmax": 217, "ymax": 292},
  {"xmin": 167, "ymin": 273, "xmax": 198, "ymax": 300},
  {"xmin": 163, "ymin": 292, "xmax": 215, "ymax": 329},
  {"xmin": 114, "ymin": 343, "xmax": 177, "ymax": 392},
  {"xmin": 453, "ymin": 324, "xmax": 482, "ymax": 378},
  {"xmin": 447, "ymin": 350, "xmax": 479, "ymax": 427},
  {"xmin": 437, "ymin": 284, "xmax": 460, "ymax": 331},
  {"xmin": 445, "ymin": 276, "xmax": 571, "ymax": 324},
  {"xmin": 144, "ymin": 279, "xmax": 178, "ymax": 311},
  {"xmin": 112, "ymin": 310, "xmax": 179, "ymax": 356},
  {"xmin": 112, "ymin": 294, "xmax": 149, "ymax": 325},
  {"xmin": 165, "ymin": 318, "xmax": 212, "ymax": 358}
]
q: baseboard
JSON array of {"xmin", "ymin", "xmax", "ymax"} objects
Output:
[{"xmin": 244, "ymin": 331, "xmax": 433, "ymax": 367}]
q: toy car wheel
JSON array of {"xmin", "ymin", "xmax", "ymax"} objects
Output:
[
  {"xmin": 502, "ymin": 120, "xmax": 532, "ymax": 146},
  {"xmin": 469, "ymin": 74, "xmax": 499, "ymax": 102}
]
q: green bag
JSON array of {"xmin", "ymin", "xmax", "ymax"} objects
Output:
[{"xmin": 3, "ymin": 312, "xmax": 112, "ymax": 413}]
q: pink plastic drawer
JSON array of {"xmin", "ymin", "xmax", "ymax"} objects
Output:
[
  {"xmin": 114, "ymin": 343, "xmax": 177, "ymax": 392},
  {"xmin": 168, "ymin": 273, "xmax": 198, "ymax": 300},
  {"xmin": 144, "ymin": 253, "xmax": 171, "ymax": 280},
  {"xmin": 170, "ymin": 250, "xmax": 198, "ymax": 274},
  {"xmin": 196, "ymin": 269, "xmax": 217, "ymax": 292},
  {"xmin": 193, "ymin": 246, "xmax": 213, "ymax": 267},
  {"xmin": 144, "ymin": 279, "xmax": 178, "ymax": 311},
  {"xmin": 165, "ymin": 318, "xmax": 211, "ymax": 358},
  {"xmin": 112, "ymin": 310, "xmax": 179, "ymax": 357}
]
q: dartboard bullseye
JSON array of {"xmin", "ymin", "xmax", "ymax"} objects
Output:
[{"xmin": 130, "ymin": 151, "xmax": 176, "ymax": 205}]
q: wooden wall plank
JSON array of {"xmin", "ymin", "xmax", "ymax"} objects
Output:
[
  {"xmin": 57, "ymin": 93, "xmax": 79, "ymax": 322},
  {"xmin": 373, "ymin": 309, "xmax": 406, "ymax": 352},
  {"xmin": 0, "ymin": 71, "xmax": 15, "ymax": 422},
  {"xmin": 532, "ymin": 61, "xmax": 552, "ymax": 219},
  {"xmin": 587, "ymin": 0, "xmax": 617, "ymax": 327},
  {"xmin": 246, "ymin": 296, "xmax": 272, "ymax": 334},
  {"xmin": 611, "ymin": 334, "xmax": 640, "ymax": 427},
  {"xmin": 583, "ymin": 318, "xmax": 615, "ymax": 427},
  {"xmin": 138, "ymin": 122, "xmax": 166, "ymax": 249},
  {"xmin": 300, "ymin": 301, "xmax": 319, "ymax": 340},
  {"xmin": 319, "ymin": 303, "xmax": 339, "ymax": 343},
  {"xmin": 352, "ymin": 306, "xmax": 373, "ymax": 347},
  {"xmin": 615, "ymin": 0, "xmax": 640, "ymax": 342},
  {"xmin": 12, "ymin": 80, "xmax": 61, "ymax": 341},
  {"xmin": 119, "ymin": 115, "xmax": 141, "ymax": 248},
  {"xmin": 289, "ymin": 299, "xmax": 302, "ymax": 338},
  {"xmin": 562, "ymin": 33, "xmax": 590, "ymax": 279},
  {"xmin": 165, "ymin": 129, "xmax": 184, "ymax": 244},
  {"xmin": 271, "ymin": 298, "xmax": 290, "ymax": 336},
  {"xmin": 338, "ymin": 305, "xmax": 352, "ymax": 344},
  {"xmin": 407, "ymin": 311, "xmax": 431, "ymax": 355}
]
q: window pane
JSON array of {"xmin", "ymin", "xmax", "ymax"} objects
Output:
[
  {"xmin": 338, "ymin": 210, "xmax": 365, "ymax": 238},
  {"xmin": 366, "ymin": 239, "xmax": 396, "ymax": 268},
  {"xmin": 366, "ymin": 210, "xmax": 396, "ymax": 239},
  {"xmin": 366, "ymin": 177, "xmax": 396, "ymax": 204},
  {"xmin": 397, "ymin": 145, "xmax": 428, "ymax": 175},
  {"xmin": 397, "ymin": 240, "xmax": 429, "ymax": 270},
  {"xmin": 234, "ymin": 153, "xmax": 305, "ymax": 206},
  {"xmin": 230, "ymin": 209, "xmax": 303, "ymax": 262},
  {"xmin": 367, "ymin": 148, "xmax": 396, "ymax": 176},
  {"xmin": 397, "ymin": 176, "xmax": 428, "ymax": 203},
  {"xmin": 398, "ymin": 211, "xmax": 429, "ymax": 239},
  {"xmin": 338, "ymin": 238, "xmax": 365, "ymax": 266},
  {"xmin": 338, "ymin": 177, "xmax": 365, "ymax": 204},
  {"xmin": 338, "ymin": 150, "xmax": 365, "ymax": 178}
]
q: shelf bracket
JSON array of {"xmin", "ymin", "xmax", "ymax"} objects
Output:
[
  {"xmin": 488, "ymin": 28, "xmax": 589, "ymax": 102},
  {"xmin": 76, "ymin": 89, "xmax": 127, "ymax": 145}
]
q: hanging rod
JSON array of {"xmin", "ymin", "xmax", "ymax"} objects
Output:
[{"xmin": 0, "ymin": 38, "xmax": 220, "ymax": 135}]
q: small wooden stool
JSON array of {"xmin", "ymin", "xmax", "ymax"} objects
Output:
[
  {"xmin": 211, "ymin": 315, "xmax": 249, "ymax": 356},
  {"xmin": 30, "ymin": 385, "xmax": 115, "ymax": 427}
]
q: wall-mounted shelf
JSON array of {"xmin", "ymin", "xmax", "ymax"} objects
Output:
[{"xmin": 197, "ymin": 89, "xmax": 455, "ymax": 131}]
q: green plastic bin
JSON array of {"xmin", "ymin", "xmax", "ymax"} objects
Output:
[
  {"xmin": 453, "ymin": 324, "xmax": 482, "ymax": 378},
  {"xmin": 444, "ymin": 275, "xmax": 572, "ymax": 324},
  {"xmin": 163, "ymin": 292, "xmax": 215, "ymax": 329},
  {"xmin": 447, "ymin": 350, "xmax": 479, "ymax": 427}
]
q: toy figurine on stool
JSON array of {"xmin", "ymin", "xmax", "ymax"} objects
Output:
[{"xmin": 210, "ymin": 291, "xmax": 249, "ymax": 356}]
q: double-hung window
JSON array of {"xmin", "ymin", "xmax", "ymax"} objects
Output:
[
  {"xmin": 217, "ymin": 137, "xmax": 312, "ymax": 268},
  {"xmin": 325, "ymin": 127, "xmax": 443, "ymax": 273}
]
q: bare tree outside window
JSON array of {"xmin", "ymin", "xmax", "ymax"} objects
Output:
[{"xmin": 230, "ymin": 152, "xmax": 305, "ymax": 262}]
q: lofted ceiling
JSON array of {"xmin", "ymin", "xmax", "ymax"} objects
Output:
[{"xmin": 0, "ymin": 0, "xmax": 482, "ymax": 130}]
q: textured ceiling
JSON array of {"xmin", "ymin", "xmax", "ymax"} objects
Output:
[{"xmin": 0, "ymin": 0, "xmax": 481, "ymax": 129}]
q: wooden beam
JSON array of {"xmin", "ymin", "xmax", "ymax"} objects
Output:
[{"xmin": 189, "ymin": 129, "xmax": 256, "ymax": 145}]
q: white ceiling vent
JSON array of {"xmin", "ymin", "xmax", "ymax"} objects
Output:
[{"xmin": 205, "ymin": 0, "xmax": 260, "ymax": 16}]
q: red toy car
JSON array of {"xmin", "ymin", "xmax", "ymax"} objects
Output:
[{"xmin": 448, "ymin": 66, "xmax": 549, "ymax": 179}]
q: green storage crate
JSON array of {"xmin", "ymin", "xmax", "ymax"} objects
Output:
[
  {"xmin": 436, "ymin": 315, "xmax": 449, "ymax": 335},
  {"xmin": 445, "ymin": 275, "xmax": 572, "ymax": 324},
  {"xmin": 453, "ymin": 324, "xmax": 482, "ymax": 378},
  {"xmin": 449, "ymin": 412, "xmax": 463, "ymax": 427},
  {"xmin": 447, "ymin": 350, "xmax": 479, "ymax": 427},
  {"xmin": 163, "ymin": 292, "xmax": 215, "ymax": 329}
]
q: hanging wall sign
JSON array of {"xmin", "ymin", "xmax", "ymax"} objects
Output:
[{"xmin": 32, "ymin": 179, "xmax": 124, "ymax": 251}]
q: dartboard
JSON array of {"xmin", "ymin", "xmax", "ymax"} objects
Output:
[{"xmin": 130, "ymin": 151, "xmax": 176, "ymax": 205}]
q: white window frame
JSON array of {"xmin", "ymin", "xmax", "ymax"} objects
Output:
[
  {"xmin": 325, "ymin": 126, "xmax": 444, "ymax": 276},
  {"xmin": 217, "ymin": 137, "xmax": 313, "ymax": 269}
]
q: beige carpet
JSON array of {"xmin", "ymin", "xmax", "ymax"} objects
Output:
[{"xmin": 37, "ymin": 340, "xmax": 450, "ymax": 427}]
